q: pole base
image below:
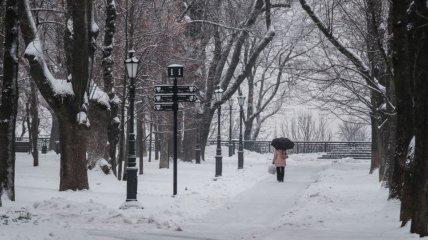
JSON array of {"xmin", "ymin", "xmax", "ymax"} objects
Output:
[
  {"xmin": 238, "ymin": 150, "xmax": 244, "ymax": 169},
  {"xmin": 119, "ymin": 201, "xmax": 144, "ymax": 210},
  {"xmin": 215, "ymin": 155, "xmax": 223, "ymax": 177}
]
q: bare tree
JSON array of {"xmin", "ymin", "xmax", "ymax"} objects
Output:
[
  {"xmin": 281, "ymin": 112, "xmax": 332, "ymax": 142},
  {"xmin": 337, "ymin": 118, "xmax": 368, "ymax": 142}
]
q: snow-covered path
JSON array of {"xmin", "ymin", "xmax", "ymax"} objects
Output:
[
  {"xmin": 180, "ymin": 164, "xmax": 326, "ymax": 239},
  {"xmin": 86, "ymin": 157, "xmax": 417, "ymax": 240},
  {"xmin": 0, "ymin": 148, "xmax": 417, "ymax": 240},
  {"xmin": 86, "ymin": 163, "xmax": 327, "ymax": 240}
]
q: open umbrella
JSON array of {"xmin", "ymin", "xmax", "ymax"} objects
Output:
[{"xmin": 271, "ymin": 137, "xmax": 294, "ymax": 150}]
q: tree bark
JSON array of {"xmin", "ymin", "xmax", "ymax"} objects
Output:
[
  {"xmin": 29, "ymin": 81, "xmax": 39, "ymax": 166},
  {"xmin": 0, "ymin": 0, "xmax": 19, "ymax": 204},
  {"xmin": 155, "ymin": 120, "xmax": 160, "ymax": 160},
  {"xmin": 389, "ymin": 0, "xmax": 414, "ymax": 202},
  {"xmin": 137, "ymin": 116, "xmax": 144, "ymax": 175},
  {"xmin": 102, "ymin": 0, "xmax": 118, "ymax": 176},
  {"xmin": 406, "ymin": 1, "xmax": 428, "ymax": 235},
  {"xmin": 58, "ymin": 116, "xmax": 89, "ymax": 190}
]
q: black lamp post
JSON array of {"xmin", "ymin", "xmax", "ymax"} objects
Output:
[
  {"xmin": 195, "ymin": 99, "xmax": 203, "ymax": 164},
  {"xmin": 228, "ymin": 99, "xmax": 234, "ymax": 157},
  {"xmin": 124, "ymin": 50, "xmax": 139, "ymax": 202},
  {"xmin": 237, "ymin": 94, "xmax": 245, "ymax": 169},
  {"xmin": 214, "ymin": 85, "xmax": 224, "ymax": 177}
]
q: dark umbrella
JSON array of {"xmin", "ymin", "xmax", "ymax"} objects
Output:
[{"xmin": 271, "ymin": 137, "xmax": 294, "ymax": 150}]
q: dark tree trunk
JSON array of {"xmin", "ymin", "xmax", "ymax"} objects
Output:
[
  {"xmin": 117, "ymin": 91, "xmax": 126, "ymax": 180},
  {"xmin": 155, "ymin": 120, "xmax": 160, "ymax": 160},
  {"xmin": 244, "ymin": 73, "xmax": 255, "ymax": 141},
  {"xmin": 406, "ymin": 1, "xmax": 428, "ymax": 235},
  {"xmin": 365, "ymin": 0, "xmax": 387, "ymax": 174},
  {"xmin": 389, "ymin": 0, "xmax": 414, "ymax": 200},
  {"xmin": 137, "ymin": 116, "xmax": 144, "ymax": 175},
  {"xmin": 244, "ymin": 120, "xmax": 254, "ymax": 142},
  {"xmin": 369, "ymin": 111, "xmax": 380, "ymax": 174},
  {"xmin": 102, "ymin": 0, "xmax": 118, "ymax": 176},
  {"xmin": 29, "ymin": 81, "xmax": 39, "ymax": 166},
  {"xmin": 58, "ymin": 116, "xmax": 89, "ymax": 191},
  {"xmin": 0, "ymin": 0, "xmax": 19, "ymax": 204}
]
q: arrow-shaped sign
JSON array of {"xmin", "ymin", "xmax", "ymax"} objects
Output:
[
  {"xmin": 154, "ymin": 93, "xmax": 197, "ymax": 103},
  {"xmin": 154, "ymin": 85, "xmax": 198, "ymax": 94},
  {"xmin": 153, "ymin": 102, "xmax": 174, "ymax": 111}
]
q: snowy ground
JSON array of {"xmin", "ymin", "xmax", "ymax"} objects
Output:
[{"xmin": 0, "ymin": 146, "xmax": 418, "ymax": 240}]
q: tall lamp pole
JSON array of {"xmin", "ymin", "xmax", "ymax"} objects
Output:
[
  {"xmin": 195, "ymin": 99, "xmax": 203, "ymax": 164},
  {"xmin": 214, "ymin": 86, "xmax": 224, "ymax": 177},
  {"xmin": 237, "ymin": 94, "xmax": 245, "ymax": 169},
  {"xmin": 228, "ymin": 99, "xmax": 234, "ymax": 157},
  {"xmin": 124, "ymin": 50, "xmax": 139, "ymax": 202}
]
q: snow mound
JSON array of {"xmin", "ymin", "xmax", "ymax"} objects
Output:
[{"xmin": 30, "ymin": 197, "xmax": 179, "ymax": 230}]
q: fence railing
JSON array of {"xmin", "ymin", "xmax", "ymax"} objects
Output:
[
  {"xmin": 15, "ymin": 137, "xmax": 371, "ymax": 155},
  {"xmin": 15, "ymin": 137, "xmax": 51, "ymax": 152},
  {"xmin": 207, "ymin": 140, "xmax": 371, "ymax": 154}
]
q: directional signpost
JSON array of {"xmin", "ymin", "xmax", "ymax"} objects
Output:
[
  {"xmin": 153, "ymin": 93, "xmax": 197, "ymax": 103},
  {"xmin": 154, "ymin": 65, "xmax": 198, "ymax": 196}
]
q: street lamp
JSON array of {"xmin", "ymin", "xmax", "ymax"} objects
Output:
[
  {"xmin": 195, "ymin": 99, "xmax": 203, "ymax": 164},
  {"xmin": 228, "ymin": 99, "xmax": 234, "ymax": 157},
  {"xmin": 237, "ymin": 94, "xmax": 245, "ymax": 169},
  {"xmin": 214, "ymin": 85, "xmax": 224, "ymax": 177},
  {"xmin": 124, "ymin": 49, "xmax": 139, "ymax": 202}
]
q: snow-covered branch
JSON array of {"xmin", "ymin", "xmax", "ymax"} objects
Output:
[{"xmin": 298, "ymin": 0, "xmax": 390, "ymax": 104}]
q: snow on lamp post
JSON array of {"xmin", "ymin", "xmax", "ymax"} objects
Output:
[
  {"xmin": 124, "ymin": 49, "xmax": 139, "ymax": 204},
  {"xmin": 214, "ymin": 86, "xmax": 224, "ymax": 177},
  {"xmin": 237, "ymin": 94, "xmax": 245, "ymax": 169}
]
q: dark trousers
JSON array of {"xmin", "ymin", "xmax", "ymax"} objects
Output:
[{"xmin": 276, "ymin": 167, "xmax": 285, "ymax": 182}]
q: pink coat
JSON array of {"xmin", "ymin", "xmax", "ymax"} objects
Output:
[{"xmin": 273, "ymin": 149, "xmax": 287, "ymax": 167}]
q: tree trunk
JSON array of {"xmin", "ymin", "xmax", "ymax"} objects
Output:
[
  {"xmin": 369, "ymin": 114, "xmax": 380, "ymax": 173},
  {"xmin": 29, "ymin": 81, "xmax": 39, "ymax": 166},
  {"xmin": 58, "ymin": 116, "xmax": 89, "ymax": 191},
  {"xmin": 244, "ymin": 120, "xmax": 254, "ymax": 141},
  {"xmin": 19, "ymin": 0, "xmax": 94, "ymax": 192},
  {"xmin": 155, "ymin": 121, "xmax": 160, "ymax": 160},
  {"xmin": 406, "ymin": 1, "xmax": 428, "ymax": 235},
  {"xmin": 0, "ymin": 0, "xmax": 19, "ymax": 204},
  {"xmin": 102, "ymin": 0, "xmax": 118, "ymax": 176},
  {"xmin": 117, "ymin": 93, "xmax": 126, "ymax": 180},
  {"xmin": 49, "ymin": 111, "xmax": 59, "ymax": 151},
  {"xmin": 182, "ymin": 112, "xmax": 196, "ymax": 162},
  {"xmin": 159, "ymin": 137, "xmax": 170, "ymax": 169},
  {"xmin": 389, "ymin": 0, "xmax": 414, "ymax": 200},
  {"xmin": 137, "ymin": 116, "xmax": 144, "ymax": 175},
  {"xmin": 200, "ymin": 109, "xmax": 215, "ymax": 160}
]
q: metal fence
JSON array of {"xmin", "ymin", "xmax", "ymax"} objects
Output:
[
  {"xmin": 207, "ymin": 140, "xmax": 371, "ymax": 155},
  {"xmin": 16, "ymin": 137, "xmax": 371, "ymax": 155},
  {"xmin": 15, "ymin": 137, "xmax": 51, "ymax": 152}
]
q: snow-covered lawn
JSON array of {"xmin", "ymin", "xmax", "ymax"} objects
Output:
[{"xmin": 0, "ymin": 147, "xmax": 417, "ymax": 239}]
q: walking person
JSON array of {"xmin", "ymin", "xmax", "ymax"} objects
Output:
[{"xmin": 272, "ymin": 149, "xmax": 287, "ymax": 182}]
